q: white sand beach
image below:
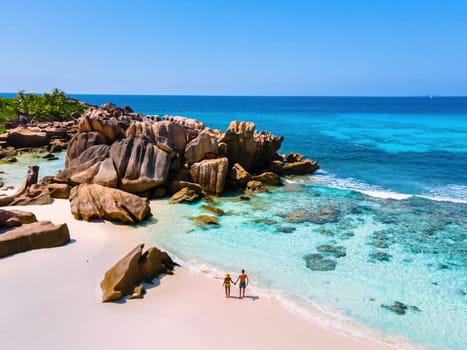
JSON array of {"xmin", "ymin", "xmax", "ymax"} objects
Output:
[{"xmin": 0, "ymin": 199, "xmax": 397, "ymax": 350}]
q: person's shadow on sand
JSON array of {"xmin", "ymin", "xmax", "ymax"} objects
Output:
[{"xmin": 228, "ymin": 295, "xmax": 259, "ymax": 301}]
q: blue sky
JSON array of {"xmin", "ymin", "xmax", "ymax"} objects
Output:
[{"xmin": 1, "ymin": 1, "xmax": 466, "ymax": 95}]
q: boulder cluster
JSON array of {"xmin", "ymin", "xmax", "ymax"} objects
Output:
[
  {"xmin": 1, "ymin": 102, "xmax": 320, "ymax": 224},
  {"xmin": 52, "ymin": 103, "xmax": 319, "ymax": 207},
  {"xmin": 0, "ymin": 119, "xmax": 78, "ymax": 163}
]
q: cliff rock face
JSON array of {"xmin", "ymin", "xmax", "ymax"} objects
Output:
[
  {"xmin": 184, "ymin": 129, "xmax": 219, "ymax": 164},
  {"xmin": 109, "ymin": 135, "xmax": 171, "ymax": 193},
  {"xmin": 70, "ymin": 183, "xmax": 151, "ymax": 224},
  {"xmin": 100, "ymin": 244, "xmax": 178, "ymax": 302},
  {"xmin": 190, "ymin": 157, "xmax": 229, "ymax": 195},
  {"xmin": 0, "ymin": 221, "xmax": 70, "ymax": 258}
]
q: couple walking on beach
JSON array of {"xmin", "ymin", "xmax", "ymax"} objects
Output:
[{"xmin": 223, "ymin": 269, "xmax": 249, "ymax": 299}]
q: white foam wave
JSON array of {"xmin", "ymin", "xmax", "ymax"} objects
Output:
[
  {"xmin": 417, "ymin": 195, "xmax": 467, "ymax": 204},
  {"xmin": 359, "ymin": 190, "xmax": 412, "ymax": 200},
  {"xmin": 184, "ymin": 259, "xmax": 425, "ymax": 350},
  {"xmin": 423, "ymin": 184, "xmax": 467, "ymax": 204},
  {"xmin": 288, "ymin": 172, "xmax": 467, "ymax": 204}
]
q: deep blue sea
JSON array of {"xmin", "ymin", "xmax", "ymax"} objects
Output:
[{"xmin": 2, "ymin": 95, "xmax": 466, "ymax": 350}]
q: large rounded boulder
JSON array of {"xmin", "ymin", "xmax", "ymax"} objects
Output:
[
  {"xmin": 0, "ymin": 209, "xmax": 37, "ymax": 228},
  {"xmin": 0, "ymin": 221, "xmax": 70, "ymax": 258},
  {"xmin": 56, "ymin": 144, "xmax": 118, "ymax": 187},
  {"xmin": 184, "ymin": 128, "xmax": 219, "ymax": 164},
  {"xmin": 66, "ymin": 132, "xmax": 107, "ymax": 167},
  {"xmin": 70, "ymin": 183, "xmax": 151, "ymax": 224},
  {"xmin": 6, "ymin": 127, "xmax": 49, "ymax": 148},
  {"xmin": 100, "ymin": 244, "xmax": 178, "ymax": 302},
  {"xmin": 109, "ymin": 135, "xmax": 171, "ymax": 193}
]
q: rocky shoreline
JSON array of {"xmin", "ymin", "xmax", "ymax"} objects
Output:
[{"xmin": 0, "ymin": 101, "xmax": 320, "ymax": 223}]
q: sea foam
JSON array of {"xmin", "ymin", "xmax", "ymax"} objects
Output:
[{"xmin": 297, "ymin": 171, "xmax": 467, "ymax": 204}]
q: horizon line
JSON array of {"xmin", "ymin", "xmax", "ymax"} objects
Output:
[{"xmin": 1, "ymin": 92, "xmax": 466, "ymax": 98}]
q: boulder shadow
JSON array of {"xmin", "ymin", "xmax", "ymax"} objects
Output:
[
  {"xmin": 110, "ymin": 276, "xmax": 163, "ymax": 304},
  {"xmin": 86, "ymin": 218, "xmax": 106, "ymax": 224},
  {"xmin": 67, "ymin": 238, "xmax": 77, "ymax": 245},
  {"xmin": 134, "ymin": 216, "xmax": 158, "ymax": 227}
]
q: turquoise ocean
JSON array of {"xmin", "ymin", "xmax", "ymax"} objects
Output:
[{"xmin": 2, "ymin": 95, "xmax": 466, "ymax": 350}]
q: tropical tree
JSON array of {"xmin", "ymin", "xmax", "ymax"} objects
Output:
[{"xmin": 0, "ymin": 89, "xmax": 86, "ymax": 125}]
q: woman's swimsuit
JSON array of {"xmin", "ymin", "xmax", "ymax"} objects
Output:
[{"xmin": 224, "ymin": 278, "xmax": 231, "ymax": 287}]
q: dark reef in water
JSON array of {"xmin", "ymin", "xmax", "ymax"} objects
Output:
[
  {"xmin": 369, "ymin": 251, "xmax": 392, "ymax": 262},
  {"xmin": 381, "ymin": 301, "xmax": 421, "ymax": 315},
  {"xmin": 304, "ymin": 253, "xmax": 337, "ymax": 271}
]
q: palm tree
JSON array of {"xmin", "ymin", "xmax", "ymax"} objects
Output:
[{"xmin": 14, "ymin": 90, "xmax": 28, "ymax": 123}]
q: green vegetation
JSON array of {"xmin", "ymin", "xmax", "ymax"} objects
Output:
[
  {"xmin": 0, "ymin": 89, "xmax": 87, "ymax": 133},
  {"xmin": 0, "ymin": 98, "xmax": 15, "ymax": 134},
  {"xmin": 0, "ymin": 97, "xmax": 14, "ymax": 123}
]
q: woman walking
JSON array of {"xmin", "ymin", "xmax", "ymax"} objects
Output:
[{"xmin": 223, "ymin": 273, "xmax": 235, "ymax": 298}]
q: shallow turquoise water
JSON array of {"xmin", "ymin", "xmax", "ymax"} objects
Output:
[
  {"xmin": 147, "ymin": 182, "xmax": 466, "ymax": 350},
  {"xmin": 0, "ymin": 152, "xmax": 65, "ymax": 189}
]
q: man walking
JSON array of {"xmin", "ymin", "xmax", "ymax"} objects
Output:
[{"xmin": 235, "ymin": 269, "xmax": 249, "ymax": 299}]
